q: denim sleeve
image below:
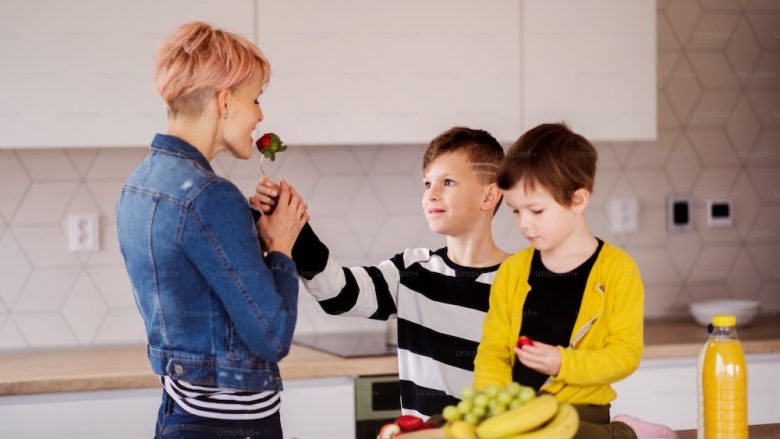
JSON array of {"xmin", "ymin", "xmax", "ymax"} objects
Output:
[{"xmin": 180, "ymin": 179, "xmax": 298, "ymax": 362}]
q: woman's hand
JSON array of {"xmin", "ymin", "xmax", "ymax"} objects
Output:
[
  {"xmin": 250, "ymin": 180, "xmax": 308, "ymax": 257},
  {"xmin": 250, "ymin": 176, "xmax": 281, "ymax": 215},
  {"xmin": 515, "ymin": 340, "xmax": 562, "ymax": 377}
]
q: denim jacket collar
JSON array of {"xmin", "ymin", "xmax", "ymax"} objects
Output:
[{"xmin": 150, "ymin": 133, "xmax": 213, "ymax": 173}]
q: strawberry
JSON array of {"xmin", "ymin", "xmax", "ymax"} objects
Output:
[
  {"xmin": 517, "ymin": 336, "xmax": 534, "ymax": 349},
  {"xmin": 255, "ymin": 133, "xmax": 287, "ymax": 161}
]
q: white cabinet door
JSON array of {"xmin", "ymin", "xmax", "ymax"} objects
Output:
[
  {"xmin": 280, "ymin": 377, "xmax": 355, "ymax": 439},
  {"xmin": 0, "ymin": 0, "xmax": 254, "ymax": 148},
  {"xmin": 255, "ymin": 0, "xmax": 522, "ymax": 145},
  {"xmin": 611, "ymin": 354, "xmax": 780, "ymax": 431},
  {"xmin": 0, "ymin": 388, "xmax": 161, "ymax": 439},
  {"xmin": 522, "ymin": 0, "xmax": 656, "ymax": 141}
]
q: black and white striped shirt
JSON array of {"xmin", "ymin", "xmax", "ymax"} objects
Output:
[
  {"xmin": 161, "ymin": 376, "xmax": 281, "ymax": 420},
  {"xmin": 292, "ymin": 225, "xmax": 499, "ymax": 419}
]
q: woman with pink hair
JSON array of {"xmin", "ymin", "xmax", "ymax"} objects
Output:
[{"xmin": 116, "ymin": 22, "xmax": 308, "ymax": 438}]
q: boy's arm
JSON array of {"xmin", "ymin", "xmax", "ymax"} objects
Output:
[
  {"xmin": 474, "ymin": 262, "xmax": 515, "ymax": 390},
  {"xmin": 552, "ymin": 258, "xmax": 644, "ymax": 386},
  {"xmin": 291, "ymin": 222, "xmax": 400, "ymax": 320}
]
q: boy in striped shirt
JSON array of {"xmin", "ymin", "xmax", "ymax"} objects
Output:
[{"xmin": 252, "ymin": 127, "xmax": 508, "ymax": 419}]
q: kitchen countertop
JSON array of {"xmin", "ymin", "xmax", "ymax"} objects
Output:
[
  {"xmin": 677, "ymin": 423, "xmax": 780, "ymax": 438},
  {"xmin": 1, "ymin": 317, "xmax": 778, "ymax": 396}
]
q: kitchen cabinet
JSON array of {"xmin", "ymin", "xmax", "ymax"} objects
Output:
[
  {"xmin": 0, "ymin": 387, "xmax": 161, "ymax": 438},
  {"xmin": 256, "ymin": 0, "xmax": 654, "ymax": 145},
  {"xmin": 1, "ymin": 0, "xmax": 655, "ymax": 148},
  {"xmin": 255, "ymin": 0, "xmax": 522, "ymax": 145},
  {"xmin": 522, "ymin": 0, "xmax": 656, "ymax": 141},
  {"xmin": 280, "ymin": 376, "xmax": 355, "ymax": 439},
  {"xmin": 611, "ymin": 353, "xmax": 780, "ymax": 431},
  {"xmin": 0, "ymin": 0, "xmax": 255, "ymax": 148},
  {"xmin": 0, "ymin": 377, "xmax": 355, "ymax": 439}
]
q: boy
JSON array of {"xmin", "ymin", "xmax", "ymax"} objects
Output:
[
  {"xmin": 252, "ymin": 127, "xmax": 508, "ymax": 419},
  {"xmin": 473, "ymin": 123, "xmax": 676, "ymax": 438}
]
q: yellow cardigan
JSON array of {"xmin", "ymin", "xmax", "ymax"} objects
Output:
[{"xmin": 474, "ymin": 242, "xmax": 644, "ymax": 405}]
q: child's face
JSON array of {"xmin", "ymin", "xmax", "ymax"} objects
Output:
[
  {"xmin": 503, "ymin": 180, "xmax": 580, "ymax": 253},
  {"xmin": 221, "ymin": 75, "xmax": 264, "ymax": 160},
  {"xmin": 422, "ymin": 151, "xmax": 491, "ymax": 236}
]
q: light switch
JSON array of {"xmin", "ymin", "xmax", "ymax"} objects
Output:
[
  {"xmin": 667, "ymin": 195, "xmax": 692, "ymax": 232},
  {"xmin": 706, "ymin": 199, "xmax": 732, "ymax": 228}
]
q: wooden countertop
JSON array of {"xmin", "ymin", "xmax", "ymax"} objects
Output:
[
  {"xmin": 1, "ymin": 317, "xmax": 777, "ymax": 396},
  {"xmin": 677, "ymin": 424, "xmax": 780, "ymax": 438},
  {"xmin": 0, "ymin": 343, "xmax": 397, "ymax": 396}
]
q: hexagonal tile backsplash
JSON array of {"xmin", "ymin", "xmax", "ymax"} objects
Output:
[{"xmin": 1, "ymin": 1, "xmax": 779, "ymax": 351}]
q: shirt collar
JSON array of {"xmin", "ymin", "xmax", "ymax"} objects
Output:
[{"xmin": 150, "ymin": 133, "xmax": 213, "ymax": 172}]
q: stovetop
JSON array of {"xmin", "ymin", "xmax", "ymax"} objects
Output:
[{"xmin": 293, "ymin": 332, "xmax": 397, "ymax": 358}]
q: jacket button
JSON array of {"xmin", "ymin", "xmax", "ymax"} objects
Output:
[{"xmin": 174, "ymin": 364, "xmax": 185, "ymax": 374}]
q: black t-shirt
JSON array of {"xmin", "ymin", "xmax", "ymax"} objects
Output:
[{"xmin": 512, "ymin": 239, "xmax": 604, "ymax": 390}]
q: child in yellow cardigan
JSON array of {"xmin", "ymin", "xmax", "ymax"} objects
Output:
[{"xmin": 473, "ymin": 123, "xmax": 676, "ymax": 439}]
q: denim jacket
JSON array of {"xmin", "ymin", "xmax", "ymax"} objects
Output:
[{"xmin": 116, "ymin": 134, "xmax": 298, "ymax": 391}]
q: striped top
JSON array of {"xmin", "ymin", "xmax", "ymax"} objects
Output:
[
  {"xmin": 161, "ymin": 376, "xmax": 281, "ymax": 420},
  {"xmin": 293, "ymin": 226, "xmax": 499, "ymax": 419}
]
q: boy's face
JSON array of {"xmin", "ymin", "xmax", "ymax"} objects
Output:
[
  {"xmin": 422, "ymin": 151, "xmax": 491, "ymax": 236},
  {"xmin": 503, "ymin": 180, "xmax": 581, "ymax": 253}
]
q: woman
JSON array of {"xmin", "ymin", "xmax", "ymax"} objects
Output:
[{"xmin": 116, "ymin": 22, "xmax": 308, "ymax": 438}]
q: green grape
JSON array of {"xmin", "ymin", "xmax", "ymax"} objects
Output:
[
  {"xmin": 483, "ymin": 386, "xmax": 500, "ymax": 398},
  {"xmin": 509, "ymin": 399, "xmax": 524, "ymax": 410},
  {"xmin": 505, "ymin": 382, "xmax": 522, "ymax": 396},
  {"xmin": 489, "ymin": 404, "xmax": 507, "ymax": 417},
  {"xmin": 473, "ymin": 394, "xmax": 489, "ymax": 407},
  {"xmin": 471, "ymin": 405, "xmax": 486, "ymax": 418},
  {"xmin": 457, "ymin": 400, "xmax": 473, "ymax": 414},
  {"xmin": 442, "ymin": 405, "xmax": 461, "ymax": 422},
  {"xmin": 518, "ymin": 386, "xmax": 536, "ymax": 403},
  {"xmin": 460, "ymin": 386, "xmax": 476, "ymax": 401},
  {"xmin": 463, "ymin": 413, "xmax": 480, "ymax": 425},
  {"xmin": 497, "ymin": 391, "xmax": 513, "ymax": 405}
]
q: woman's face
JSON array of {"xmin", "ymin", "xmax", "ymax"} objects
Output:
[{"xmin": 221, "ymin": 75, "xmax": 264, "ymax": 160}]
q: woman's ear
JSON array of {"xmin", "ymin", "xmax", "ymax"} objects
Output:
[
  {"xmin": 571, "ymin": 188, "xmax": 591, "ymax": 214},
  {"xmin": 216, "ymin": 89, "xmax": 231, "ymax": 120}
]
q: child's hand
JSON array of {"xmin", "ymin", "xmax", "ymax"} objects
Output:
[
  {"xmin": 257, "ymin": 181, "xmax": 309, "ymax": 257},
  {"xmin": 252, "ymin": 176, "xmax": 281, "ymax": 214},
  {"xmin": 514, "ymin": 340, "xmax": 562, "ymax": 376}
]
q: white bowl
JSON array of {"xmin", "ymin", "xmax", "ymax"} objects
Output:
[{"xmin": 689, "ymin": 299, "xmax": 760, "ymax": 327}]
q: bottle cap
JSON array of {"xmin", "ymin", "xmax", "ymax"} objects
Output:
[{"xmin": 712, "ymin": 315, "xmax": 736, "ymax": 327}]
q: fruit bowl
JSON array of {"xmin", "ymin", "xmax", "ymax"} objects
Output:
[{"xmin": 689, "ymin": 299, "xmax": 760, "ymax": 327}]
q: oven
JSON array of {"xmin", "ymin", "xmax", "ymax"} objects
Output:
[{"xmin": 354, "ymin": 374, "xmax": 401, "ymax": 439}]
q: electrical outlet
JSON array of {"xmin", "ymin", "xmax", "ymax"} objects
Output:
[
  {"xmin": 607, "ymin": 197, "xmax": 638, "ymax": 234},
  {"xmin": 67, "ymin": 214, "xmax": 99, "ymax": 253}
]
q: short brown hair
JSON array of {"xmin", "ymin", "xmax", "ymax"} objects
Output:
[
  {"xmin": 498, "ymin": 122, "xmax": 597, "ymax": 207},
  {"xmin": 423, "ymin": 127, "xmax": 504, "ymax": 186}
]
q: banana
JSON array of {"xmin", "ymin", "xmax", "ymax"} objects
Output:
[
  {"xmin": 443, "ymin": 420, "xmax": 478, "ymax": 439},
  {"xmin": 475, "ymin": 394, "xmax": 559, "ymax": 438},
  {"xmin": 498, "ymin": 403, "xmax": 579, "ymax": 439}
]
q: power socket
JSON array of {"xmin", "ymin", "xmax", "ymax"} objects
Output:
[
  {"xmin": 667, "ymin": 195, "xmax": 692, "ymax": 233},
  {"xmin": 67, "ymin": 214, "xmax": 100, "ymax": 253},
  {"xmin": 607, "ymin": 197, "xmax": 638, "ymax": 234}
]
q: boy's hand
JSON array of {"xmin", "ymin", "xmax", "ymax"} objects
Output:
[
  {"xmin": 514, "ymin": 340, "xmax": 561, "ymax": 377},
  {"xmin": 251, "ymin": 176, "xmax": 281, "ymax": 215},
  {"xmin": 253, "ymin": 181, "xmax": 309, "ymax": 257}
]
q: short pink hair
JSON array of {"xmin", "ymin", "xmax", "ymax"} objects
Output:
[{"xmin": 154, "ymin": 22, "xmax": 270, "ymax": 116}]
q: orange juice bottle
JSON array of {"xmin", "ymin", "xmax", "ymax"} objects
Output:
[{"xmin": 698, "ymin": 315, "xmax": 748, "ymax": 439}]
